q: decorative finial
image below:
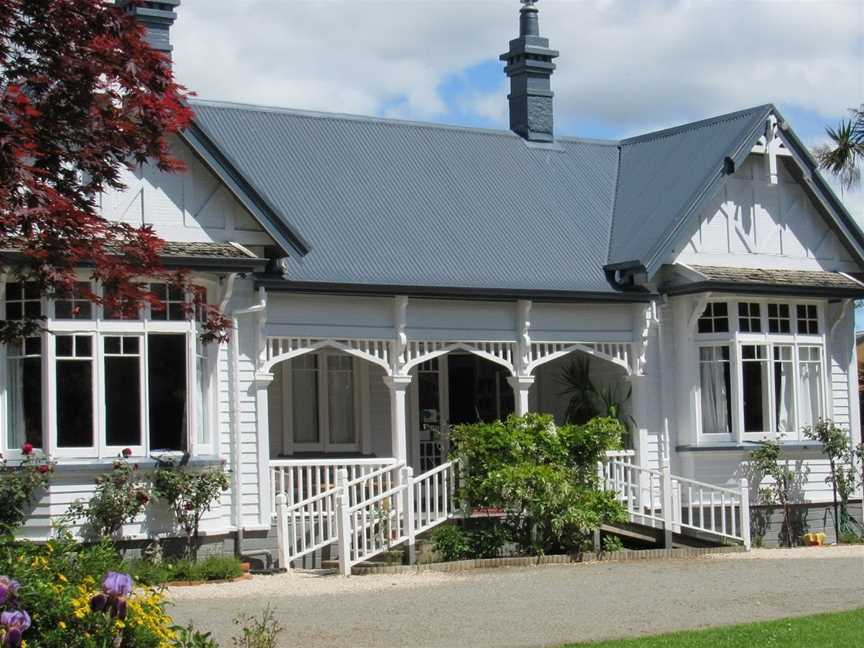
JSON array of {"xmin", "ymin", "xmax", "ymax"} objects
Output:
[{"xmin": 521, "ymin": 0, "xmax": 539, "ymax": 8}]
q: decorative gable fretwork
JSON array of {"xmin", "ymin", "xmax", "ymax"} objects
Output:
[{"xmin": 401, "ymin": 341, "xmax": 516, "ymax": 375}]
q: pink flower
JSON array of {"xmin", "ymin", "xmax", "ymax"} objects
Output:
[
  {"xmin": 21, "ymin": 443, "xmax": 33, "ymax": 456},
  {"xmin": 121, "ymin": 448, "xmax": 132, "ymax": 458}
]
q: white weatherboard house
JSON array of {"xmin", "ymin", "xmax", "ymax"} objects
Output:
[{"xmin": 5, "ymin": 1, "xmax": 863, "ymax": 566}]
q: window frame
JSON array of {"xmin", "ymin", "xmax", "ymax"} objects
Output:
[
  {"xmin": 0, "ymin": 276, "xmax": 218, "ymax": 461},
  {"xmin": 694, "ymin": 297, "xmax": 828, "ymax": 444}
]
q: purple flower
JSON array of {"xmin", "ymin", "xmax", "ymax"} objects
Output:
[
  {"xmin": 90, "ymin": 572, "xmax": 133, "ymax": 620},
  {"xmin": 0, "ymin": 577, "xmax": 19, "ymax": 607},
  {"xmin": 0, "ymin": 610, "xmax": 30, "ymax": 648}
]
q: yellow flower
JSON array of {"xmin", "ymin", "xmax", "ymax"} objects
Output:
[
  {"xmin": 58, "ymin": 621, "xmax": 67, "ymax": 630},
  {"xmin": 57, "ymin": 574, "xmax": 67, "ymax": 583}
]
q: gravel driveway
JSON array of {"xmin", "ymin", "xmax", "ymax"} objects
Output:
[{"xmin": 169, "ymin": 547, "xmax": 864, "ymax": 648}]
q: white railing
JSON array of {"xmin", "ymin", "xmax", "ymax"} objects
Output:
[
  {"xmin": 270, "ymin": 458, "xmax": 397, "ymax": 517},
  {"xmin": 413, "ymin": 461, "xmax": 456, "ymax": 535},
  {"xmin": 276, "ymin": 460, "xmax": 459, "ymax": 575},
  {"xmin": 600, "ymin": 457, "xmax": 751, "ymax": 549},
  {"xmin": 275, "ymin": 486, "xmax": 340, "ymax": 569}
]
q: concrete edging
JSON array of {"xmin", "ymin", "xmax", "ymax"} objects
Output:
[{"xmin": 351, "ymin": 545, "xmax": 746, "ymax": 575}]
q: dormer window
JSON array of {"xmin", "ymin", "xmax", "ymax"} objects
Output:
[{"xmin": 697, "ymin": 302, "xmax": 729, "ymax": 334}]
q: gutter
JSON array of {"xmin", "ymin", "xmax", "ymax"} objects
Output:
[{"xmin": 254, "ymin": 278, "xmax": 657, "ymax": 303}]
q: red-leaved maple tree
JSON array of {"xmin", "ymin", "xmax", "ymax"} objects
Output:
[{"xmin": 0, "ymin": 0, "xmax": 230, "ymax": 342}]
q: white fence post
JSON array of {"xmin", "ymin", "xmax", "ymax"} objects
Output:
[
  {"xmin": 275, "ymin": 492, "xmax": 290, "ymax": 571},
  {"xmin": 661, "ymin": 464, "xmax": 674, "ymax": 548},
  {"xmin": 335, "ymin": 468, "xmax": 352, "ymax": 577},
  {"xmin": 739, "ymin": 478, "xmax": 752, "ymax": 552},
  {"xmin": 402, "ymin": 466, "xmax": 416, "ymax": 565},
  {"xmin": 595, "ymin": 461, "xmax": 605, "ymax": 551}
]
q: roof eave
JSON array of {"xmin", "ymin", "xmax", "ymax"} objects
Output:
[
  {"xmin": 661, "ymin": 280, "xmax": 864, "ymax": 299},
  {"xmin": 255, "ymin": 278, "xmax": 657, "ymax": 303}
]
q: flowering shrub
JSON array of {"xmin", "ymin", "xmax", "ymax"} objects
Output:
[
  {"xmin": 67, "ymin": 455, "xmax": 150, "ymax": 540},
  {"xmin": 0, "ymin": 445, "xmax": 55, "ymax": 534},
  {"xmin": 0, "ymin": 532, "xmax": 177, "ymax": 647}
]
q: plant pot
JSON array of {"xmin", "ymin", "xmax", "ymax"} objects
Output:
[
  {"xmin": 802, "ymin": 532, "xmax": 826, "ymax": 546},
  {"xmin": 240, "ymin": 562, "xmax": 251, "ymax": 573}
]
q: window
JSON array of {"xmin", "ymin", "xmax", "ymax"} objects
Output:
[
  {"xmin": 738, "ymin": 303, "xmax": 762, "ymax": 333},
  {"xmin": 697, "ymin": 302, "xmax": 729, "ymax": 334},
  {"xmin": 6, "ymin": 338, "xmax": 42, "ymax": 449},
  {"xmin": 104, "ymin": 336, "xmax": 142, "ymax": 448},
  {"xmin": 291, "ymin": 355, "xmax": 320, "ymax": 445},
  {"xmin": 150, "ymin": 283, "xmax": 188, "ymax": 321},
  {"xmin": 768, "ymin": 304, "xmax": 791, "ymax": 334},
  {"xmin": 288, "ymin": 353, "xmax": 358, "ymax": 451},
  {"xmin": 797, "ymin": 304, "xmax": 819, "ymax": 335},
  {"xmin": 6, "ymin": 283, "xmax": 42, "ymax": 320},
  {"xmin": 56, "ymin": 335, "xmax": 94, "ymax": 448},
  {"xmin": 772, "ymin": 346, "xmax": 795, "ymax": 434},
  {"xmin": 741, "ymin": 345, "xmax": 769, "ymax": 433},
  {"xmin": 55, "ymin": 282, "xmax": 93, "ymax": 320},
  {"xmin": 148, "ymin": 334, "xmax": 187, "ymax": 452},
  {"xmin": 694, "ymin": 299, "xmax": 827, "ymax": 442},
  {"xmin": 699, "ymin": 346, "xmax": 732, "ymax": 435},
  {"xmin": 104, "ymin": 287, "xmax": 142, "ymax": 320},
  {"xmin": 798, "ymin": 346, "xmax": 824, "ymax": 429}
]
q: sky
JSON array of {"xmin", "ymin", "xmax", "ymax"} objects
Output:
[{"xmin": 171, "ymin": 0, "xmax": 864, "ymax": 320}]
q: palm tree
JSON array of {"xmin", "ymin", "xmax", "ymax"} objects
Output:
[{"xmin": 815, "ymin": 106, "xmax": 864, "ymax": 194}]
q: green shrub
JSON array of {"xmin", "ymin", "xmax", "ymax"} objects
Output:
[
  {"xmin": 450, "ymin": 414, "xmax": 626, "ymax": 556},
  {"xmin": 192, "ymin": 556, "xmax": 244, "ymax": 582},
  {"xmin": 466, "ymin": 521, "xmax": 511, "ymax": 558},
  {"xmin": 125, "ymin": 555, "xmax": 243, "ymax": 585},
  {"xmin": 431, "ymin": 525, "xmax": 470, "ymax": 562},
  {"xmin": 602, "ymin": 535, "xmax": 624, "ymax": 553},
  {"xmin": 173, "ymin": 623, "xmax": 220, "ymax": 648}
]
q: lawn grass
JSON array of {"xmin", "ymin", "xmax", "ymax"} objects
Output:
[{"xmin": 564, "ymin": 608, "xmax": 864, "ymax": 647}]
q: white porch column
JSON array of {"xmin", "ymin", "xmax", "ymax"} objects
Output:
[
  {"xmin": 507, "ymin": 375, "xmax": 535, "ymax": 416},
  {"xmin": 383, "ymin": 375, "xmax": 412, "ymax": 464},
  {"xmin": 252, "ymin": 372, "xmax": 275, "ymax": 527}
]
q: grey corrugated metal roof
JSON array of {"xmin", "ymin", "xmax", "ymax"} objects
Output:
[
  {"xmin": 186, "ymin": 100, "xmax": 863, "ymax": 296},
  {"xmin": 608, "ymin": 105, "xmax": 772, "ymax": 272},
  {"xmin": 190, "ymin": 100, "xmax": 622, "ymax": 294}
]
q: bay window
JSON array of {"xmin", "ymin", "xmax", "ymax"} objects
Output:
[
  {"xmin": 1, "ymin": 280, "xmax": 216, "ymax": 459},
  {"xmin": 696, "ymin": 299, "xmax": 827, "ymax": 442}
]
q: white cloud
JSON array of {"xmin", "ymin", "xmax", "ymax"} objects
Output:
[{"xmin": 172, "ymin": 0, "xmax": 863, "ymax": 136}]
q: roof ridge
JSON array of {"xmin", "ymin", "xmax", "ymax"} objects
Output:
[
  {"xmin": 620, "ymin": 104, "xmax": 774, "ymax": 146},
  {"xmin": 189, "ymin": 97, "xmax": 619, "ymax": 146}
]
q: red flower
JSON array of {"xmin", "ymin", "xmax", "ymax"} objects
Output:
[
  {"xmin": 21, "ymin": 443, "xmax": 33, "ymax": 456},
  {"xmin": 121, "ymin": 448, "xmax": 132, "ymax": 458},
  {"xmin": 132, "ymin": 464, "xmax": 139, "ymax": 471},
  {"xmin": 36, "ymin": 465, "xmax": 50, "ymax": 474},
  {"xmin": 136, "ymin": 492, "xmax": 149, "ymax": 505},
  {"xmin": 184, "ymin": 503, "xmax": 194, "ymax": 511}
]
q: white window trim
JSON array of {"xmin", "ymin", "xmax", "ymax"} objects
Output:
[
  {"xmin": 694, "ymin": 297, "xmax": 829, "ymax": 444},
  {"xmin": 0, "ymin": 277, "xmax": 218, "ymax": 461}
]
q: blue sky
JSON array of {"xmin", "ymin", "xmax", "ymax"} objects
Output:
[{"xmin": 172, "ymin": 0, "xmax": 864, "ymax": 322}]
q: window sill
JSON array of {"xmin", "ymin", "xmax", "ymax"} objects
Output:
[
  {"xmin": 677, "ymin": 441, "xmax": 824, "ymax": 453},
  {"xmin": 47, "ymin": 455, "xmax": 224, "ymax": 473}
]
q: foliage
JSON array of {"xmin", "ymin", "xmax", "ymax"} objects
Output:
[
  {"xmin": 815, "ymin": 105, "xmax": 864, "ymax": 191},
  {"xmin": 0, "ymin": 0, "xmax": 230, "ymax": 343},
  {"xmin": 562, "ymin": 607, "xmax": 864, "ymax": 647},
  {"xmin": 66, "ymin": 453, "xmax": 150, "ymax": 540},
  {"xmin": 152, "ymin": 459, "xmax": 230, "ymax": 561},
  {"xmin": 748, "ymin": 441, "xmax": 798, "ymax": 547},
  {"xmin": 601, "ymin": 535, "xmax": 624, "ymax": 553},
  {"xmin": 0, "ymin": 532, "xmax": 176, "ymax": 647},
  {"xmin": 465, "ymin": 520, "xmax": 511, "ymax": 559},
  {"xmin": 0, "ymin": 446, "xmax": 55, "ymax": 535},
  {"xmin": 172, "ymin": 624, "xmax": 220, "ymax": 648},
  {"xmin": 124, "ymin": 556, "xmax": 243, "ymax": 586},
  {"xmin": 430, "ymin": 525, "xmax": 470, "ymax": 562},
  {"xmin": 450, "ymin": 414, "xmax": 626, "ymax": 556},
  {"xmin": 230, "ymin": 606, "xmax": 283, "ymax": 648},
  {"xmin": 558, "ymin": 357, "xmax": 635, "ymax": 442},
  {"xmin": 802, "ymin": 419, "xmax": 860, "ymax": 539}
]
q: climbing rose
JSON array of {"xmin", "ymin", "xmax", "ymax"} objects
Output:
[
  {"xmin": 20, "ymin": 444, "xmax": 32, "ymax": 456},
  {"xmin": 121, "ymin": 448, "xmax": 132, "ymax": 458},
  {"xmin": 0, "ymin": 610, "xmax": 30, "ymax": 648},
  {"xmin": 36, "ymin": 465, "xmax": 50, "ymax": 474}
]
